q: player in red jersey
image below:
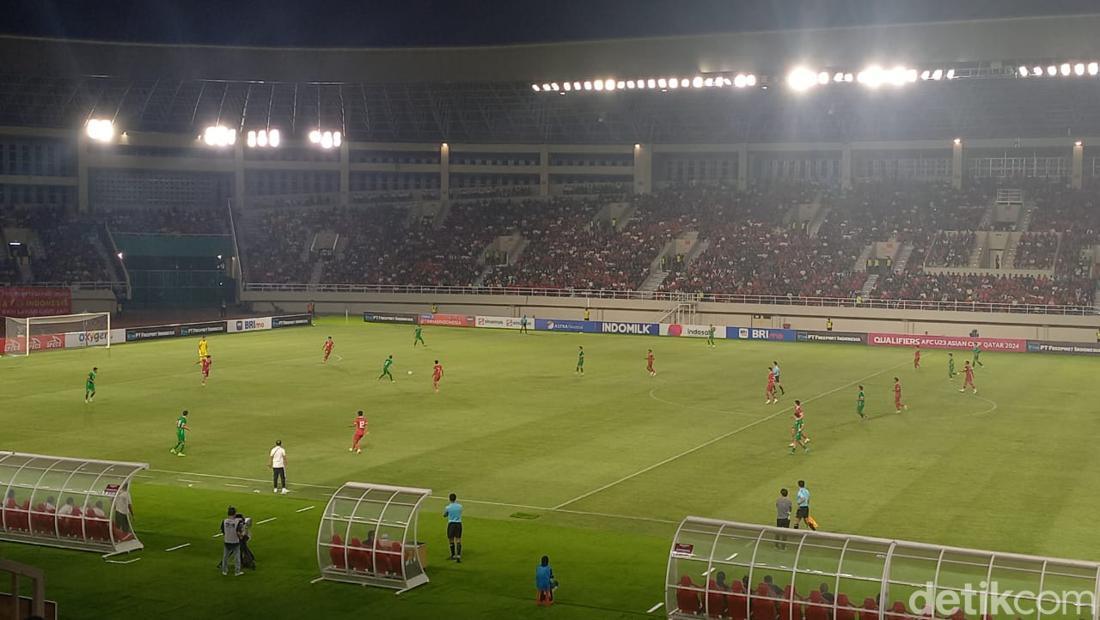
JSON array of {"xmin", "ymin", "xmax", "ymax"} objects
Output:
[
  {"xmin": 893, "ymin": 377, "xmax": 907, "ymax": 412},
  {"xmin": 645, "ymin": 349, "xmax": 656, "ymax": 377},
  {"xmin": 959, "ymin": 361, "xmax": 977, "ymax": 394},
  {"xmin": 913, "ymin": 346, "xmax": 921, "ymax": 369},
  {"xmin": 322, "ymin": 336, "xmax": 335, "ymax": 363},
  {"xmin": 350, "ymin": 410, "xmax": 368, "ymax": 454},
  {"xmin": 432, "ymin": 360, "xmax": 444, "ymax": 393},
  {"xmin": 765, "ymin": 368, "xmax": 778, "ymax": 404},
  {"xmin": 195, "ymin": 355, "xmax": 212, "ymax": 386}
]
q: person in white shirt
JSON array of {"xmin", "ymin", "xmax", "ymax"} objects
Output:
[
  {"xmin": 115, "ymin": 483, "xmax": 134, "ymax": 532},
  {"xmin": 269, "ymin": 440, "xmax": 288, "ymax": 494}
]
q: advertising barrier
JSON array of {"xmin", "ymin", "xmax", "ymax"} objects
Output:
[
  {"xmin": 0, "ymin": 287, "xmax": 72, "ymax": 318},
  {"xmin": 272, "ymin": 314, "xmax": 313, "ymax": 329},
  {"xmin": 475, "ymin": 316, "xmax": 523, "ymax": 330},
  {"xmin": 418, "ymin": 313, "xmax": 475, "ymax": 327},
  {"xmin": 362, "ymin": 312, "xmax": 418, "ymax": 325},
  {"xmin": 730, "ymin": 327, "xmax": 798, "ymax": 342},
  {"xmin": 535, "ymin": 318, "xmax": 601, "ymax": 333},
  {"xmin": 64, "ymin": 330, "xmax": 110, "ymax": 348},
  {"xmin": 126, "ymin": 325, "xmax": 180, "ymax": 342},
  {"xmin": 796, "ymin": 330, "xmax": 867, "ymax": 344},
  {"xmin": 868, "ymin": 332, "xmax": 1027, "ymax": 352},
  {"xmin": 1027, "ymin": 340, "xmax": 1100, "ymax": 356},
  {"xmin": 229, "ymin": 317, "xmax": 272, "ymax": 333},
  {"xmin": 660, "ymin": 324, "xmax": 724, "ymax": 338},
  {"xmin": 600, "ymin": 321, "xmax": 659, "ymax": 336},
  {"xmin": 180, "ymin": 321, "xmax": 227, "ymax": 337}
]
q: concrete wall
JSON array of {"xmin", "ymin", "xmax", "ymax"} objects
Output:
[
  {"xmin": 242, "ymin": 290, "xmax": 1100, "ymax": 342},
  {"xmin": 71, "ymin": 288, "xmax": 116, "ymax": 314}
]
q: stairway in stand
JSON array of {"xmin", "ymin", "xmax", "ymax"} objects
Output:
[
  {"xmin": 859, "ymin": 274, "xmax": 879, "ymax": 297},
  {"xmin": 639, "ymin": 268, "xmax": 670, "ymax": 292}
]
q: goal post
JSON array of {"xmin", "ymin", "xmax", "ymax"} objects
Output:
[{"xmin": 3, "ymin": 312, "xmax": 111, "ymax": 356}]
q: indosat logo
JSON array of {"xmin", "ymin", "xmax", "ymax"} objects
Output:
[{"xmin": 908, "ymin": 581, "xmax": 1095, "ymax": 617}]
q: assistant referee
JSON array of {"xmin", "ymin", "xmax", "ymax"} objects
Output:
[{"xmin": 444, "ymin": 492, "xmax": 463, "ymax": 563}]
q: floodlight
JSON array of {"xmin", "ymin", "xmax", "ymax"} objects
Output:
[
  {"xmin": 647, "ymin": 79, "xmax": 657, "ymax": 89},
  {"xmin": 953, "ymin": 138, "xmax": 961, "ymax": 145},
  {"xmin": 203, "ymin": 125, "xmax": 235, "ymax": 147},
  {"xmin": 1075, "ymin": 140, "xmax": 1083, "ymax": 147},
  {"xmin": 745, "ymin": 74, "xmax": 757, "ymax": 86},
  {"xmin": 905, "ymin": 69, "xmax": 918, "ymax": 82},
  {"xmin": 681, "ymin": 78, "xmax": 690, "ymax": 87},
  {"xmin": 858, "ymin": 65, "xmax": 884, "ymax": 88},
  {"xmin": 84, "ymin": 118, "xmax": 115, "ymax": 143},
  {"xmin": 583, "ymin": 81, "xmax": 593, "ymax": 90},
  {"xmin": 1033, "ymin": 66, "xmax": 1042, "ymax": 76},
  {"xmin": 1090, "ymin": 62, "xmax": 1100, "ymax": 76},
  {"xmin": 550, "ymin": 82, "xmax": 559, "ymax": 91},
  {"xmin": 594, "ymin": 80, "xmax": 604, "ymax": 91},
  {"xmin": 887, "ymin": 66, "xmax": 907, "ymax": 86},
  {"xmin": 843, "ymin": 73, "xmax": 854, "ymax": 82},
  {"xmin": 691, "ymin": 76, "xmax": 703, "ymax": 88},
  {"xmin": 786, "ymin": 67, "xmax": 817, "ymax": 91},
  {"xmin": 657, "ymin": 78, "xmax": 668, "ymax": 88},
  {"xmin": 332, "ymin": 131, "xmax": 342, "ymax": 147},
  {"xmin": 564, "ymin": 82, "xmax": 573, "ymax": 91},
  {"xmin": 1017, "ymin": 66, "xmax": 1028, "ymax": 77},
  {"xmin": 531, "ymin": 84, "xmax": 540, "ymax": 92},
  {"xmin": 625, "ymin": 80, "xmax": 635, "ymax": 89},
  {"xmin": 834, "ymin": 72, "xmax": 845, "ymax": 82},
  {"xmin": 1060, "ymin": 63, "xmax": 1071, "ymax": 76},
  {"xmin": 733, "ymin": 74, "xmax": 746, "ymax": 88},
  {"xmin": 668, "ymin": 78, "xmax": 678, "ymax": 89},
  {"xmin": 247, "ymin": 130, "xmax": 257, "ymax": 147},
  {"xmin": 920, "ymin": 70, "xmax": 931, "ymax": 80},
  {"xmin": 931, "ymin": 69, "xmax": 943, "ymax": 80},
  {"xmin": 269, "ymin": 129, "xmax": 280, "ymax": 147},
  {"xmin": 257, "ymin": 130, "xmax": 268, "ymax": 147},
  {"xmin": 542, "ymin": 83, "xmax": 551, "ymax": 91},
  {"xmin": 817, "ymin": 71, "xmax": 829, "ymax": 85},
  {"xmin": 604, "ymin": 79, "xmax": 616, "ymax": 90},
  {"xmin": 309, "ymin": 129, "xmax": 321, "ymax": 143},
  {"xmin": 945, "ymin": 69, "xmax": 955, "ymax": 79},
  {"xmin": 117, "ymin": 251, "xmax": 124, "ymax": 260},
  {"xmin": 616, "ymin": 81, "xmax": 625, "ymax": 89},
  {"xmin": 1074, "ymin": 63, "xmax": 1085, "ymax": 76},
  {"xmin": 320, "ymin": 131, "xmax": 333, "ymax": 149}
]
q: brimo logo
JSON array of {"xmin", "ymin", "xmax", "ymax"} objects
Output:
[{"xmin": 909, "ymin": 581, "xmax": 1096, "ymax": 617}]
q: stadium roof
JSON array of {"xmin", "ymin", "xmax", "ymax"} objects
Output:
[{"xmin": 5, "ymin": 14, "xmax": 1100, "ymax": 83}]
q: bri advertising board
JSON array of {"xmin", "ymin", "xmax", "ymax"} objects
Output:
[
  {"xmin": 229, "ymin": 317, "xmax": 272, "ymax": 333},
  {"xmin": 660, "ymin": 324, "xmax": 725, "ymax": 338},
  {"xmin": 474, "ymin": 316, "xmax": 523, "ymax": 330},
  {"xmin": 730, "ymin": 327, "xmax": 798, "ymax": 342},
  {"xmin": 419, "ymin": 313, "xmax": 474, "ymax": 327},
  {"xmin": 867, "ymin": 332, "xmax": 1027, "ymax": 353},
  {"xmin": 534, "ymin": 318, "xmax": 600, "ymax": 333}
]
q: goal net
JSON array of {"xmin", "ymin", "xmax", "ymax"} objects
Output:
[{"xmin": 3, "ymin": 312, "xmax": 111, "ymax": 356}]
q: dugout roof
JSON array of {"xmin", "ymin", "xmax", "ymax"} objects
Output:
[{"xmin": 0, "ymin": 451, "xmax": 148, "ymax": 555}]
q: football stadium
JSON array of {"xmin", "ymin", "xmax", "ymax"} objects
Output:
[{"xmin": 2, "ymin": 2, "xmax": 1100, "ymax": 618}]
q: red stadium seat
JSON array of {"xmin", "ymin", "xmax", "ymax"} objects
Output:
[
  {"xmin": 676, "ymin": 575, "xmax": 702, "ymax": 615},
  {"xmin": 706, "ymin": 578, "xmax": 727, "ymax": 618},
  {"xmin": 804, "ymin": 590, "xmax": 830, "ymax": 620},
  {"xmin": 726, "ymin": 581, "xmax": 749, "ymax": 620},
  {"xmin": 328, "ymin": 534, "xmax": 346, "ymax": 569},
  {"xmin": 834, "ymin": 594, "xmax": 856, "ymax": 620}
]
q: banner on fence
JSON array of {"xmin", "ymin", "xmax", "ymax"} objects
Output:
[
  {"xmin": 600, "ymin": 321, "xmax": 659, "ymax": 336},
  {"xmin": 272, "ymin": 314, "xmax": 313, "ymax": 329},
  {"xmin": 475, "ymin": 316, "xmax": 523, "ymax": 330},
  {"xmin": 796, "ymin": 330, "xmax": 867, "ymax": 344},
  {"xmin": 0, "ymin": 287, "xmax": 72, "ymax": 318},
  {"xmin": 126, "ymin": 325, "xmax": 180, "ymax": 342},
  {"xmin": 534, "ymin": 318, "xmax": 600, "ymax": 333},
  {"xmin": 180, "ymin": 322, "xmax": 227, "ymax": 337},
  {"xmin": 659, "ymin": 324, "xmax": 722, "ymax": 338},
  {"xmin": 63, "ymin": 330, "xmax": 110, "ymax": 348},
  {"xmin": 229, "ymin": 317, "xmax": 272, "ymax": 333},
  {"xmin": 1027, "ymin": 340, "xmax": 1100, "ymax": 356},
  {"xmin": 362, "ymin": 312, "xmax": 418, "ymax": 325},
  {"xmin": 867, "ymin": 333, "xmax": 1027, "ymax": 352},
  {"xmin": 419, "ymin": 313, "xmax": 474, "ymax": 327},
  {"xmin": 730, "ymin": 327, "xmax": 798, "ymax": 342}
]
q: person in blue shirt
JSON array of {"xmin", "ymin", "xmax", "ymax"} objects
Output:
[
  {"xmin": 535, "ymin": 555, "xmax": 558, "ymax": 605},
  {"xmin": 794, "ymin": 480, "xmax": 816, "ymax": 530},
  {"xmin": 772, "ymin": 361, "xmax": 785, "ymax": 395},
  {"xmin": 444, "ymin": 493, "xmax": 463, "ymax": 563}
]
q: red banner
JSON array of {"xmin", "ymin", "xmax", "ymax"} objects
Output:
[
  {"xmin": 2, "ymin": 333, "xmax": 66, "ymax": 354},
  {"xmin": 867, "ymin": 332, "xmax": 1027, "ymax": 353},
  {"xmin": 0, "ymin": 287, "xmax": 72, "ymax": 318},
  {"xmin": 418, "ymin": 313, "xmax": 475, "ymax": 327}
]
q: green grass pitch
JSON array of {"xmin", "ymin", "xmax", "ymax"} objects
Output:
[{"xmin": 1, "ymin": 318, "xmax": 1098, "ymax": 618}]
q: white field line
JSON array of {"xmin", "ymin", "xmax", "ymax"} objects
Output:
[
  {"xmin": 223, "ymin": 483, "xmax": 249, "ymax": 488},
  {"xmin": 151, "ymin": 469, "xmax": 336, "ymax": 490},
  {"xmin": 296, "ymin": 505, "xmax": 316, "ymax": 513},
  {"xmin": 552, "ymin": 361, "xmax": 909, "ymax": 510},
  {"xmin": 105, "ymin": 557, "xmax": 142, "ymax": 565},
  {"xmin": 165, "ymin": 543, "xmax": 191, "ymax": 552},
  {"xmin": 309, "ymin": 576, "xmax": 325, "ymax": 584},
  {"xmin": 646, "ymin": 602, "xmax": 665, "ymax": 613},
  {"xmin": 255, "ymin": 517, "xmax": 277, "ymax": 525}
]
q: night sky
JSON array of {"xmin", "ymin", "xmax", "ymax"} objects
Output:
[{"xmin": 1, "ymin": 0, "xmax": 1097, "ymax": 48}]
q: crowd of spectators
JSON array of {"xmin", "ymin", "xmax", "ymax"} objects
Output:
[
  {"xmin": 924, "ymin": 231, "xmax": 976, "ymax": 267},
  {"xmin": 874, "ymin": 271, "xmax": 1092, "ymax": 306},
  {"xmin": 100, "ymin": 207, "xmax": 230, "ymax": 235},
  {"xmin": 1, "ymin": 206, "xmax": 111, "ymax": 284},
  {"xmin": 1013, "ymin": 232, "xmax": 1058, "ymax": 269},
  {"xmin": 238, "ymin": 208, "xmax": 317, "ymax": 284}
]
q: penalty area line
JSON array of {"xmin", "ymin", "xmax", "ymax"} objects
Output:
[
  {"xmin": 646, "ymin": 602, "xmax": 664, "ymax": 613},
  {"xmin": 552, "ymin": 361, "xmax": 909, "ymax": 510}
]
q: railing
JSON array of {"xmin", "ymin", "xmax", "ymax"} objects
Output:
[
  {"xmin": 6, "ymin": 281, "xmax": 124, "ymax": 291},
  {"xmin": 241, "ymin": 282, "xmax": 1100, "ymax": 316}
]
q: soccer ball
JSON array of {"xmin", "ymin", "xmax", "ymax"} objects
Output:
[{"xmin": 407, "ymin": 370, "xmax": 413, "ymax": 375}]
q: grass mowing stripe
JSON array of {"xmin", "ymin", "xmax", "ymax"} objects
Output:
[{"xmin": 552, "ymin": 360, "xmax": 909, "ymax": 510}]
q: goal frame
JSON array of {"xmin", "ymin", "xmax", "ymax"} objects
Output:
[{"xmin": 4, "ymin": 312, "xmax": 111, "ymax": 357}]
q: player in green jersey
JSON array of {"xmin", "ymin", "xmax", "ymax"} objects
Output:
[
  {"xmin": 856, "ymin": 385, "xmax": 866, "ymax": 419},
  {"xmin": 972, "ymin": 343, "xmax": 984, "ymax": 367},
  {"xmin": 170, "ymin": 410, "xmax": 189, "ymax": 456},
  {"xmin": 378, "ymin": 355, "xmax": 395, "ymax": 382},
  {"xmin": 706, "ymin": 325, "xmax": 717, "ymax": 348},
  {"xmin": 947, "ymin": 352, "xmax": 956, "ymax": 379},
  {"xmin": 789, "ymin": 401, "xmax": 810, "ymax": 454},
  {"xmin": 575, "ymin": 346, "xmax": 584, "ymax": 375},
  {"xmin": 84, "ymin": 367, "xmax": 98, "ymax": 403},
  {"xmin": 413, "ymin": 326, "xmax": 426, "ymax": 347}
]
